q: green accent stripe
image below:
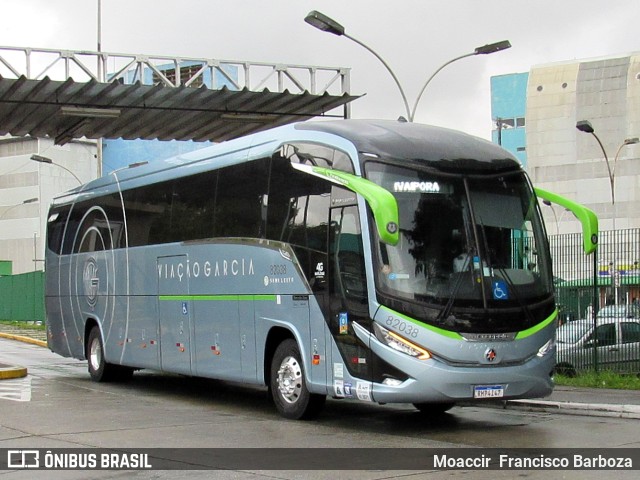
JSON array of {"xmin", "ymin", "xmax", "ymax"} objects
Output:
[
  {"xmin": 379, "ymin": 306, "xmax": 464, "ymax": 340},
  {"xmin": 381, "ymin": 306, "xmax": 558, "ymax": 341},
  {"xmin": 159, "ymin": 294, "xmax": 277, "ymax": 302},
  {"xmin": 515, "ymin": 309, "xmax": 558, "ymax": 339}
]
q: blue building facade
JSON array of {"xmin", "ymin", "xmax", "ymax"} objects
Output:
[
  {"xmin": 490, "ymin": 72, "xmax": 528, "ymax": 166},
  {"xmin": 102, "ymin": 138, "xmax": 212, "ymax": 174}
]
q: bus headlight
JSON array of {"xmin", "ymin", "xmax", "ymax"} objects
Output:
[
  {"xmin": 537, "ymin": 338, "xmax": 555, "ymax": 357},
  {"xmin": 373, "ymin": 323, "xmax": 431, "ymax": 360}
]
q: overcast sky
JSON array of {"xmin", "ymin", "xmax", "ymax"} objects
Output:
[{"xmin": 1, "ymin": 0, "xmax": 637, "ymax": 139}]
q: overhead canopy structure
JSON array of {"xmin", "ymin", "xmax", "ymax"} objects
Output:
[{"xmin": 0, "ymin": 46, "xmax": 358, "ymax": 145}]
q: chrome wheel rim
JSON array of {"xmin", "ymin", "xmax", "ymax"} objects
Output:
[
  {"xmin": 276, "ymin": 355, "xmax": 302, "ymax": 404},
  {"xmin": 89, "ymin": 337, "xmax": 102, "ymax": 372}
]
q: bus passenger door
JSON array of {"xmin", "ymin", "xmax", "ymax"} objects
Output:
[
  {"xmin": 329, "ymin": 202, "xmax": 373, "ymax": 399},
  {"xmin": 157, "ymin": 255, "xmax": 193, "ymax": 375}
]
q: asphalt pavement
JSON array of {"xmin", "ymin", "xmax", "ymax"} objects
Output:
[{"xmin": 1, "ymin": 322, "xmax": 639, "ymax": 419}]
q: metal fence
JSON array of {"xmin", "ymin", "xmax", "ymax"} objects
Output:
[
  {"xmin": 0, "ymin": 271, "xmax": 44, "ymax": 322},
  {"xmin": 551, "ymin": 228, "xmax": 640, "ymax": 375}
]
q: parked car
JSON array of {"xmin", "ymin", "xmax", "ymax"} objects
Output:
[
  {"xmin": 555, "ymin": 318, "xmax": 640, "ymax": 376},
  {"xmin": 596, "ymin": 304, "xmax": 640, "ymax": 320}
]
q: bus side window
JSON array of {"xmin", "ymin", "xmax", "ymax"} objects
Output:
[
  {"xmin": 331, "ymin": 205, "xmax": 367, "ymax": 309},
  {"xmin": 266, "ymin": 154, "xmax": 330, "ymax": 288},
  {"xmin": 126, "ymin": 182, "xmax": 173, "ymax": 246},
  {"xmin": 283, "ymin": 142, "xmax": 354, "ymax": 174},
  {"xmin": 65, "ymin": 194, "xmax": 124, "ymax": 253},
  {"xmin": 47, "ymin": 207, "xmax": 70, "ymax": 254},
  {"xmin": 214, "ymin": 160, "xmax": 269, "ymax": 239}
]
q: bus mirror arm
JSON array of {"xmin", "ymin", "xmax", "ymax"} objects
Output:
[
  {"xmin": 339, "ymin": 178, "xmax": 400, "ymax": 246},
  {"xmin": 534, "ymin": 187, "xmax": 599, "ymax": 255},
  {"xmin": 291, "ymin": 164, "xmax": 400, "ymax": 246}
]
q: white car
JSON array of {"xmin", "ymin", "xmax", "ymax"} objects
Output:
[
  {"xmin": 555, "ymin": 317, "xmax": 640, "ymax": 376},
  {"xmin": 596, "ymin": 304, "xmax": 640, "ymax": 320}
]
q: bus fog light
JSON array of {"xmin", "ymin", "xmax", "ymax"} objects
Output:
[
  {"xmin": 537, "ymin": 338, "xmax": 554, "ymax": 357},
  {"xmin": 373, "ymin": 323, "xmax": 431, "ymax": 360},
  {"xmin": 382, "ymin": 377, "xmax": 403, "ymax": 386}
]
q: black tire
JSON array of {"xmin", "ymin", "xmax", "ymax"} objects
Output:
[
  {"xmin": 270, "ymin": 339, "xmax": 325, "ymax": 420},
  {"xmin": 554, "ymin": 363, "xmax": 576, "ymax": 378},
  {"xmin": 87, "ymin": 326, "xmax": 131, "ymax": 382},
  {"xmin": 413, "ymin": 402, "xmax": 455, "ymax": 415}
]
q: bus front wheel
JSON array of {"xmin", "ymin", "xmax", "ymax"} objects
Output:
[{"xmin": 270, "ymin": 339, "xmax": 325, "ymax": 420}]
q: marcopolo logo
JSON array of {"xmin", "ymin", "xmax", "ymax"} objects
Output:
[{"xmin": 83, "ymin": 258, "xmax": 99, "ymax": 310}]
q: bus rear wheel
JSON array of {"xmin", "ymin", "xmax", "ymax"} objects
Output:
[
  {"xmin": 270, "ymin": 339, "xmax": 325, "ymax": 420},
  {"xmin": 87, "ymin": 326, "xmax": 133, "ymax": 382}
]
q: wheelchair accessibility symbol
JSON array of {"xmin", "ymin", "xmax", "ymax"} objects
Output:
[{"xmin": 492, "ymin": 280, "xmax": 509, "ymax": 300}]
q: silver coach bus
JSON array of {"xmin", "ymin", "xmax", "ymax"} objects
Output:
[{"xmin": 45, "ymin": 119, "xmax": 598, "ymax": 419}]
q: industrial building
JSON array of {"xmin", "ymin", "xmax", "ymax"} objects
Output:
[{"xmin": 491, "ymin": 52, "xmax": 640, "ymax": 234}]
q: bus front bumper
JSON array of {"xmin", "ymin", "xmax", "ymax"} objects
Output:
[{"xmin": 353, "ymin": 322, "xmax": 555, "ymax": 404}]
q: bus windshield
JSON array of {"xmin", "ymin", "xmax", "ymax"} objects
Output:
[{"xmin": 365, "ymin": 162, "xmax": 553, "ymax": 309}]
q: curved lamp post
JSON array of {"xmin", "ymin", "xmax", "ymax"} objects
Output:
[
  {"xmin": 304, "ymin": 10, "xmax": 510, "ymax": 122},
  {"xmin": 541, "ymin": 200, "xmax": 559, "ymax": 234},
  {"xmin": 0, "ymin": 197, "xmax": 38, "ymax": 220},
  {"xmin": 30, "ymin": 154, "xmax": 82, "ymax": 184},
  {"xmin": 576, "ymin": 120, "xmax": 639, "ymax": 304},
  {"xmin": 576, "ymin": 120, "xmax": 638, "ymax": 207},
  {"xmin": 411, "ymin": 40, "xmax": 511, "ymax": 122}
]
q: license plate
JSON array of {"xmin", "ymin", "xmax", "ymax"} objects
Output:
[{"xmin": 474, "ymin": 385, "xmax": 504, "ymax": 399}]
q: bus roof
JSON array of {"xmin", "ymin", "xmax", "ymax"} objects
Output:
[
  {"xmin": 52, "ymin": 119, "xmax": 521, "ymax": 205},
  {"xmin": 295, "ymin": 119, "xmax": 520, "ymax": 172}
]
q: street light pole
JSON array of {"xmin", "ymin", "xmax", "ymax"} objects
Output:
[
  {"xmin": 0, "ymin": 197, "xmax": 39, "ymax": 220},
  {"xmin": 304, "ymin": 10, "xmax": 411, "ymax": 120},
  {"xmin": 542, "ymin": 200, "xmax": 559, "ymax": 235},
  {"xmin": 304, "ymin": 10, "xmax": 510, "ymax": 122},
  {"xmin": 411, "ymin": 40, "xmax": 511, "ymax": 122},
  {"xmin": 30, "ymin": 154, "xmax": 82, "ymax": 185}
]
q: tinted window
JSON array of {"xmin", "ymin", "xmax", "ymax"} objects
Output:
[
  {"xmin": 125, "ymin": 159, "xmax": 269, "ymax": 246},
  {"xmin": 589, "ymin": 323, "xmax": 616, "ymax": 347},
  {"xmin": 267, "ymin": 155, "xmax": 330, "ymax": 251},
  {"xmin": 170, "ymin": 170, "xmax": 218, "ymax": 241},
  {"xmin": 47, "ymin": 207, "xmax": 70, "ymax": 254},
  {"xmin": 331, "ymin": 204, "xmax": 367, "ymax": 307},
  {"xmin": 621, "ymin": 322, "xmax": 640, "ymax": 343},
  {"xmin": 58, "ymin": 194, "xmax": 124, "ymax": 254},
  {"xmin": 214, "ymin": 160, "xmax": 269, "ymax": 238},
  {"xmin": 125, "ymin": 181, "xmax": 173, "ymax": 246},
  {"xmin": 283, "ymin": 142, "xmax": 354, "ymax": 174}
]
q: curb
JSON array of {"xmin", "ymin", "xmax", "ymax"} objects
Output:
[
  {"xmin": 0, "ymin": 363, "xmax": 28, "ymax": 380},
  {"xmin": 495, "ymin": 399, "xmax": 640, "ymax": 419},
  {"xmin": 0, "ymin": 332, "xmax": 47, "ymax": 348}
]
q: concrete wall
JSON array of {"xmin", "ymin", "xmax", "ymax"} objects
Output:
[
  {"xmin": 0, "ymin": 137, "xmax": 97, "ymax": 274},
  {"xmin": 526, "ymin": 53, "xmax": 640, "ymax": 235}
]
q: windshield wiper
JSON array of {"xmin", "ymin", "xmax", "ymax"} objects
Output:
[
  {"xmin": 435, "ymin": 247, "xmax": 476, "ymax": 326},
  {"xmin": 476, "ymin": 220, "xmax": 537, "ymax": 326}
]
